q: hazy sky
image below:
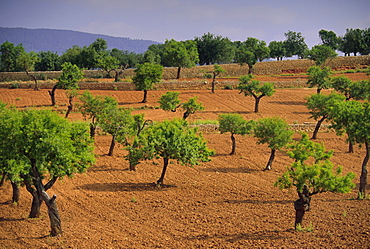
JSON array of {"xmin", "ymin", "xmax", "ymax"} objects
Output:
[{"xmin": 0, "ymin": 0, "xmax": 369, "ymax": 48}]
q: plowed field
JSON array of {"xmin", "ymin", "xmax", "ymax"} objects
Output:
[{"xmin": 0, "ymin": 73, "xmax": 369, "ymax": 248}]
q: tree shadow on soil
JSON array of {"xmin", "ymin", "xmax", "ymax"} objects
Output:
[
  {"xmin": 223, "ymin": 199, "xmax": 292, "ymax": 205},
  {"xmin": 87, "ymin": 164, "xmax": 129, "ymax": 172},
  {"xmin": 201, "ymin": 167, "xmax": 260, "ymax": 174},
  {"xmin": 186, "ymin": 230, "xmax": 293, "ymax": 243},
  {"xmin": 201, "ymin": 110, "xmax": 253, "ymax": 115},
  {"xmin": 269, "ymin": 101, "xmax": 306, "ymax": 106},
  {"xmin": 79, "ymin": 182, "xmax": 177, "ymax": 192}
]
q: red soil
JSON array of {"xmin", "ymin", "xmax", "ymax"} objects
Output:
[{"xmin": 0, "ymin": 73, "xmax": 369, "ymax": 248}]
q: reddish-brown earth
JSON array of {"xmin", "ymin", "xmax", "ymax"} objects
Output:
[{"xmin": 0, "ymin": 73, "xmax": 369, "ymax": 248}]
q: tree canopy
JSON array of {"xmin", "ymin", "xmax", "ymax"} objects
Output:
[
  {"xmin": 275, "ymin": 132, "xmax": 355, "ymax": 229},
  {"xmin": 218, "ymin": 113, "xmax": 254, "ymax": 155},
  {"xmin": 132, "ymin": 62, "xmax": 163, "ymax": 103},
  {"xmin": 128, "ymin": 119, "xmax": 214, "ymax": 186},
  {"xmin": 237, "ymin": 75, "xmax": 275, "ymax": 113},
  {"xmin": 253, "ymin": 117, "xmax": 293, "ymax": 171}
]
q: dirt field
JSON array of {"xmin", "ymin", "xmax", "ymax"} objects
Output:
[{"xmin": 0, "ymin": 73, "xmax": 369, "ymax": 248}]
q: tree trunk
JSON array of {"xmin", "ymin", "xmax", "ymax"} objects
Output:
[
  {"xmin": 42, "ymin": 191, "xmax": 62, "ymax": 237},
  {"xmin": 48, "ymin": 85, "xmax": 57, "ymax": 106},
  {"xmin": 317, "ymin": 88, "xmax": 322, "ymax": 94},
  {"xmin": 0, "ymin": 172, "xmax": 6, "ymax": 187},
  {"xmin": 347, "ymin": 132, "xmax": 354, "ymax": 153},
  {"xmin": 359, "ymin": 140, "xmax": 369, "ymax": 197},
  {"xmin": 254, "ymin": 96, "xmax": 261, "ymax": 113},
  {"xmin": 142, "ymin": 90, "xmax": 148, "ymax": 103},
  {"xmin": 264, "ymin": 149, "xmax": 276, "ymax": 171},
  {"xmin": 65, "ymin": 95, "xmax": 74, "ymax": 118},
  {"xmin": 294, "ymin": 186, "xmax": 311, "ymax": 229},
  {"xmin": 11, "ymin": 181, "xmax": 20, "ymax": 204},
  {"xmin": 25, "ymin": 70, "xmax": 39, "ymax": 91},
  {"xmin": 108, "ymin": 134, "xmax": 116, "ymax": 156},
  {"xmin": 248, "ymin": 65, "xmax": 253, "ymax": 75},
  {"xmin": 230, "ymin": 133, "xmax": 236, "ymax": 155},
  {"xmin": 90, "ymin": 123, "xmax": 96, "ymax": 139},
  {"xmin": 157, "ymin": 157, "xmax": 169, "ymax": 186},
  {"xmin": 176, "ymin": 67, "xmax": 181, "ymax": 79},
  {"xmin": 211, "ymin": 74, "xmax": 216, "ymax": 94},
  {"xmin": 311, "ymin": 116, "xmax": 326, "ymax": 140},
  {"xmin": 29, "ymin": 191, "xmax": 43, "ymax": 218},
  {"xmin": 183, "ymin": 111, "xmax": 190, "ymax": 120}
]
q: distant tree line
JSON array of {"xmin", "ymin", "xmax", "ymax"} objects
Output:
[{"xmin": 0, "ymin": 28, "xmax": 369, "ymax": 78}]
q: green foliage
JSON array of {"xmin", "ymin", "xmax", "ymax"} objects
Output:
[
  {"xmin": 159, "ymin": 92, "xmax": 204, "ymax": 119},
  {"xmin": 158, "ymin": 91, "xmax": 181, "ymax": 112},
  {"xmin": 16, "ymin": 51, "xmax": 40, "ymax": 72},
  {"xmin": 275, "ymin": 133, "xmax": 355, "ymax": 194},
  {"xmin": 305, "ymin": 93, "xmax": 345, "ymax": 121},
  {"xmin": 237, "ymin": 75, "xmax": 275, "ymax": 98},
  {"xmin": 319, "ymin": 29, "xmax": 340, "ymax": 50},
  {"xmin": 57, "ymin": 62, "xmax": 83, "ymax": 90},
  {"xmin": 0, "ymin": 108, "xmax": 95, "ymax": 183},
  {"xmin": 286, "ymin": 133, "xmax": 333, "ymax": 164},
  {"xmin": 237, "ymin": 75, "xmax": 275, "ymax": 112},
  {"xmin": 35, "ymin": 51, "xmax": 60, "ymax": 71},
  {"xmin": 283, "ymin": 30, "xmax": 308, "ymax": 58},
  {"xmin": 0, "ymin": 41, "xmax": 25, "ymax": 72},
  {"xmin": 132, "ymin": 62, "xmax": 163, "ymax": 91},
  {"xmin": 253, "ymin": 117, "xmax": 293, "ymax": 151},
  {"xmin": 127, "ymin": 119, "xmax": 214, "ymax": 183},
  {"xmin": 78, "ymin": 91, "xmax": 118, "ymax": 121},
  {"xmin": 218, "ymin": 113, "xmax": 254, "ymax": 136},
  {"xmin": 268, "ymin": 41, "xmax": 286, "ymax": 61},
  {"xmin": 306, "ymin": 66, "xmax": 332, "ymax": 93},
  {"xmin": 194, "ymin": 32, "xmax": 235, "ymax": 65},
  {"xmin": 182, "ymin": 97, "xmax": 204, "ymax": 117},
  {"xmin": 162, "ymin": 39, "xmax": 199, "ymax": 78},
  {"xmin": 307, "ymin": 45, "xmax": 337, "ymax": 66},
  {"xmin": 98, "ymin": 107, "xmax": 137, "ymax": 144}
]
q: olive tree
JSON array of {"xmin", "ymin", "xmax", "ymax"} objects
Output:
[
  {"xmin": 162, "ymin": 39, "xmax": 199, "ymax": 79},
  {"xmin": 0, "ymin": 108, "xmax": 95, "ymax": 236},
  {"xmin": 16, "ymin": 51, "xmax": 41, "ymax": 90},
  {"xmin": 128, "ymin": 119, "xmax": 214, "ymax": 186},
  {"xmin": 305, "ymin": 93, "xmax": 345, "ymax": 139},
  {"xmin": 237, "ymin": 75, "xmax": 275, "ymax": 113},
  {"xmin": 253, "ymin": 117, "xmax": 293, "ymax": 171},
  {"xmin": 48, "ymin": 62, "xmax": 83, "ymax": 106},
  {"xmin": 158, "ymin": 92, "xmax": 204, "ymax": 120},
  {"xmin": 98, "ymin": 108, "xmax": 136, "ymax": 156},
  {"xmin": 307, "ymin": 45, "xmax": 337, "ymax": 66},
  {"xmin": 328, "ymin": 100, "xmax": 370, "ymax": 198},
  {"xmin": 209, "ymin": 64, "xmax": 226, "ymax": 93},
  {"xmin": 218, "ymin": 113, "xmax": 254, "ymax": 155},
  {"xmin": 306, "ymin": 66, "xmax": 332, "ymax": 94},
  {"xmin": 78, "ymin": 91, "xmax": 118, "ymax": 138},
  {"xmin": 132, "ymin": 62, "xmax": 163, "ymax": 103},
  {"xmin": 275, "ymin": 133, "xmax": 355, "ymax": 230}
]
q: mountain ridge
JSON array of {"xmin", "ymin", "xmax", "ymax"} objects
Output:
[{"xmin": 0, "ymin": 27, "xmax": 161, "ymax": 54}]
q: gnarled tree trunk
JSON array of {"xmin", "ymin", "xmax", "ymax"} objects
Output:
[
  {"xmin": 264, "ymin": 149, "xmax": 276, "ymax": 171},
  {"xmin": 294, "ymin": 186, "xmax": 311, "ymax": 229},
  {"xmin": 108, "ymin": 134, "xmax": 116, "ymax": 156},
  {"xmin": 157, "ymin": 157, "xmax": 169, "ymax": 186},
  {"xmin": 312, "ymin": 116, "xmax": 327, "ymax": 140},
  {"xmin": 359, "ymin": 140, "xmax": 369, "ymax": 197},
  {"xmin": 48, "ymin": 85, "xmax": 58, "ymax": 106},
  {"xmin": 230, "ymin": 133, "xmax": 236, "ymax": 155},
  {"xmin": 142, "ymin": 90, "xmax": 148, "ymax": 103},
  {"xmin": 11, "ymin": 181, "xmax": 20, "ymax": 204},
  {"xmin": 42, "ymin": 191, "xmax": 62, "ymax": 237}
]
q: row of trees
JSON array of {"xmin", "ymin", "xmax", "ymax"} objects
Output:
[{"xmin": 1, "ymin": 28, "xmax": 369, "ymax": 77}]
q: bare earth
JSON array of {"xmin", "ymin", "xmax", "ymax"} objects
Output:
[{"xmin": 0, "ymin": 73, "xmax": 369, "ymax": 248}]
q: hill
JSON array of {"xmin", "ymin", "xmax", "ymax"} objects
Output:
[{"xmin": 0, "ymin": 27, "xmax": 161, "ymax": 54}]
